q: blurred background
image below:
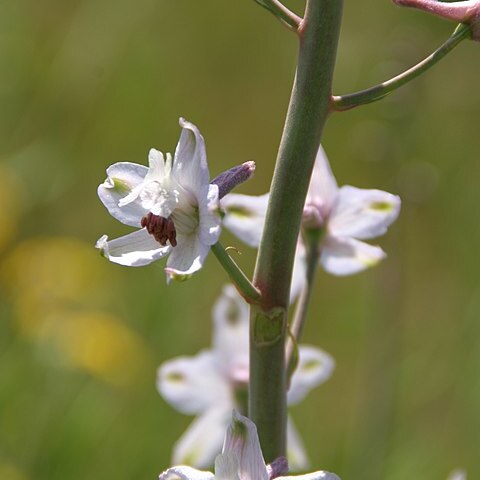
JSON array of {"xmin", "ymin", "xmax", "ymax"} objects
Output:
[{"xmin": 0, "ymin": 0, "xmax": 479, "ymax": 479}]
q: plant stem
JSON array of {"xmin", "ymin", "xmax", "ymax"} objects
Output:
[
  {"xmin": 286, "ymin": 231, "xmax": 321, "ymax": 381},
  {"xmin": 249, "ymin": 0, "xmax": 343, "ymax": 462},
  {"xmin": 253, "ymin": 0, "xmax": 302, "ymax": 31},
  {"xmin": 332, "ymin": 23, "xmax": 471, "ymax": 110},
  {"xmin": 211, "ymin": 242, "xmax": 261, "ymax": 304}
]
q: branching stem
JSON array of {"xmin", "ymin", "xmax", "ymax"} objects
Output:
[
  {"xmin": 253, "ymin": 0, "xmax": 302, "ymax": 32},
  {"xmin": 332, "ymin": 23, "xmax": 471, "ymax": 111},
  {"xmin": 211, "ymin": 242, "xmax": 261, "ymax": 304}
]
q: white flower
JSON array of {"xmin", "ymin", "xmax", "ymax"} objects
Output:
[
  {"xmin": 157, "ymin": 285, "xmax": 335, "ymax": 470},
  {"xmin": 158, "ymin": 411, "xmax": 341, "ymax": 480},
  {"xmin": 96, "ymin": 118, "xmax": 221, "ymax": 281},
  {"xmin": 221, "ymin": 145, "xmax": 401, "ymax": 299}
]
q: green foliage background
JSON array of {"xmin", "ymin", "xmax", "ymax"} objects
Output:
[{"xmin": 0, "ymin": 1, "xmax": 479, "ymax": 479}]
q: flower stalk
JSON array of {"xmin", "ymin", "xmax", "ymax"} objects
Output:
[
  {"xmin": 252, "ymin": 0, "xmax": 302, "ymax": 32},
  {"xmin": 211, "ymin": 242, "xmax": 261, "ymax": 304},
  {"xmin": 286, "ymin": 229, "xmax": 322, "ymax": 380},
  {"xmin": 332, "ymin": 23, "xmax": 471, "ymax": 111},
  {"xmin": 249, "ymin": 0, "xmax": 344, "ymax": 462}
]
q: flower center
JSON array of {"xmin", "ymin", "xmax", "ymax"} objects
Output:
[
  {"xmin": 141, "ymin": 213, "xmax": 177, "ymax": 247},
  {"xmin": 170, "ymin": 202, "xmax": 199, "ymax": 236},
  {"xmin": 141, "ymin": 195, "xmax": 200, "ymax": 247},
  {"xmin": 139, "ymin": 182, "xmax": 177, "ymax": 215}
]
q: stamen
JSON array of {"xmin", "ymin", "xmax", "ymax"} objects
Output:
[{"xmin": 141, "ymin": 212, "xmax": 177, "ymax": 247}]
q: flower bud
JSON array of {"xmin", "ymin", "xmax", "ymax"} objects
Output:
[
  {"xmin": 302, "ymin": 203, "xmax": 326, "ymax": 230},
  {"xmin": 267, "ymin": 457, "xmax": 289, "ymax": 480},
  {"xmin": 212, "ymin": 161, "xmax": 256, "ymax": 199}
]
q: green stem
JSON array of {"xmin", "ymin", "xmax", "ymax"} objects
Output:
[
  {"xmin": 249, "ymin": 0, "xmax": 343, "ymax": 462},
  {"xmin": 253, "ymin": 0, "xmax": 302, "ymax": 31},
  {"xmin": 211, "ymin": 242, "xmax": 261, "ymax": 304},
  {"xmin": 332, "ymin": 23, "xmax": 471, "ymax": 111},
  {"xmin": 286, "ymin": 231, "xmax": 321, "ymax": 381}
]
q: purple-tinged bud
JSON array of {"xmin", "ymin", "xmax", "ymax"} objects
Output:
[
  {"xmin": 266, "ymin": 457, "xmax": 289, "ymax": 480},
  {"xmin": 302, "ymin": 203, "xmax": 326, "ymax": 230},
  {"xmin": 212, "ymin": 161, "xmax": 256, "ymax": 199}
]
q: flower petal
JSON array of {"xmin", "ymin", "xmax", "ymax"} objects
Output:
[
  {"xmin": 165, "ymin": 233, "xmax": 211, "ymax": 281},
  {"xmin": 148, "ymin": 148, "xmax": 169, "ymax": 178},
  {"xmin": 157, "ymin": 350, "xmax": 230, "ymax": 415},
  {"xmin": 119, "ymin": 150, "xmax": 170, "ymax": 207},
  {"xmin": 212, "ymin": 285, "xmax": 250, "ymax": 382},
  {"xmin": 173, "ymin": 118, "xmax": 210, "ymax": 197},
  {"xmin": 198, "ymin": 184, "xmax": 222, "ymax": 246},
  {"xmin": 215, "ymin": 453, "xmax": 241, "ymax": 480},
  {"xmin": 288, "ymin": 346, "xmax": 335, "ymax": 406},
  {"xmin": 159, "ymin": 466, "xmax": 215, "ymax": 480},
  {"xmin": 286, "ymin": 417, "xmax": 309, "ymax": 472},
  {"xmin": 305, "ymin": 145, "xmax": 339, "ymax": 221},
  {"xmin": 290, "ymin": 242, "xmax": 307, "ymax": 304},
  {"xmin": 172, "ymin": 408, "xmax": 232, "ymax": 469},
  {"xmin": 223, "ymin": 411, "xmax": 269, "ymax": 480},
  {"xmin": 95, "ymin": 230, "xmax": 170, "ymax": 267},
  {"xmin": 221, "ymin": 193, "xmax": 269, "ymax": 248},
  {"xmin": 277, "ymin": 471, "xmax": 341, "ymax": 480},
  {"xmin": 328, "ymin": 186, "xmax": 401, "ymax": 240},
  {"xmin": 97, "ymin": 162, "xmax": 148, "ymax": 227},
  {"xmin": 320, "ymin": 236, "xmax": 386, "ymax": 276}
]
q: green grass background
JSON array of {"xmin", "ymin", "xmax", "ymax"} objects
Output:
[{"xmin": 0, "ymin": 1, "xmax": 479, "ymax": 479}]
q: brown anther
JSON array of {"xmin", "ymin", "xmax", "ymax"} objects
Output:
[{"xmin": 141, "ymin": 212, "xmax": 177, "ymax": 247}]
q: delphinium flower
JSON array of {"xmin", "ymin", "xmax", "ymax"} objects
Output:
[
  {"xmin": 97, "ymin": 118, "xmax": 254, "ymax": 281},
  {"xmin": 157, "ymin": 285, "xmax": 335, "ymax": 470},
  {"xmin": 221, "ymin": 145, "xmax": 401, "ymax": 298},
  {"xmin": 159, "ymin": 410, "xmax": 341, "ymax": 480}
]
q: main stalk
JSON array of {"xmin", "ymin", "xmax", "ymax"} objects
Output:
[{"xmin": 249, "ymin": 0, "xmax": 344, "ymax": 462}]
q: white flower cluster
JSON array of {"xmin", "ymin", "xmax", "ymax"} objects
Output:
[
  {"xmin": 157, "ymin": 285, "xmax": 335, "ymax": 470},
  {"xmin": 96, "ymin": 118, "xmax": 403, "ymax": 480},
  {"xmin": 97, "ymin": 119, "xmax": 400, "ymax": 287}
]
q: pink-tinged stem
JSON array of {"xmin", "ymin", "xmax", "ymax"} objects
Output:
[{"xmin": 394, "ymin": 0, "xmax": 475, "ymax": 23}]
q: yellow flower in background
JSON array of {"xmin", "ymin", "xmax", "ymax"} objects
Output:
[
  {"xmin": 0, "ymin": 463, "xmax": 27, "ymax": 480},
  {"xmin": 1, "ymin": 236, "xmax": 152, "ymax": 386},
  {"xmin": 38, "ymin": 309, "xmax": 151, "ymax": 387},
  {"xmin": 2, "ymin": 237, "xmax": 111, "ymax": 309}
]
